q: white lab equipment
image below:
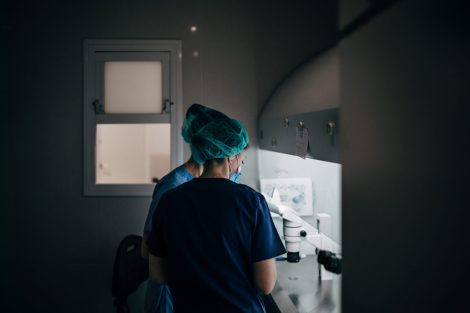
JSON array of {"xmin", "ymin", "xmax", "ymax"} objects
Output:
[{"xmin": 263, "ymin": 188, "xmax": 341, "ymax": 281}]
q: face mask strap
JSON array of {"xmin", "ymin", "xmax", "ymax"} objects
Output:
[
  {"xmin": 227, "ymin": 157, "xmax": 232, "ymax": 174},
  {"xmin": 227, "ymin": 155, "xmax": 243, "ymax": 180}
]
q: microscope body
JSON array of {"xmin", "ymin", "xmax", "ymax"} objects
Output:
[
  {"xmin": 282, "ymin": 214, "xmax": 334, "ymax": 280},
  {"xmin": 263, "ymin": 189, "xmax": 339, "ymax": 281}
]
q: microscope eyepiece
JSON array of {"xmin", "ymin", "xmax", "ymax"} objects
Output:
[{"xmin": 317, "ymin": 250, "xmax": 342, "ymax": 274}]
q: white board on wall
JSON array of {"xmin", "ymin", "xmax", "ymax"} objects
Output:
[{"xmin": 260, "ymin": 177, "xmax": 313, "ymax": 216}]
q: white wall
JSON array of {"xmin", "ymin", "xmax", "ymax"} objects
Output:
[{"xmin": 258, "ymin": 149, "xmax": 342, "ymax": 250}]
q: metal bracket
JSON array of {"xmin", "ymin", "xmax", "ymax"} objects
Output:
[
  {"xmin": 92, "ymin": 99, "xmax": 104, "ymax": 114},
  {"xmin": 284, "ymin": 118, "xmax": 290, "ymax": 128},
  {"xmin": 162, "ymin": 99, "xmax": 173, "ymax": 114},
  {"xmin": 326, "ymin": 121, "xmax": 336, "ymax": 136}
]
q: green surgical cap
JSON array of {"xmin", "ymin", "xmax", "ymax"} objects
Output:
[
  {"xmin": 181, "ymin": 103, "xmax": 230, "ymax": 144},
  {"xmin": 189, "ymin": 118, "xmax": 249, "ymax": 164}
]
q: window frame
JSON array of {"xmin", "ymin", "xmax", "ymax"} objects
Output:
[{"xmin": 83, "ymin": 40, "xmax": 183, "ymax": 196}]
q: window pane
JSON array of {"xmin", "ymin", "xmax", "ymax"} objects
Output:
[
  {"xmin": 104, "ymin": 61, "xmax": 163, "ymax": 113},
  {"xmin": 96, "ymin": 124, "xmax": 171, "ymax": 184}
]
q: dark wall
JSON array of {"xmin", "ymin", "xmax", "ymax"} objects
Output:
[
  {"xmin": 342, "ymin": 0, "xmax": 469, "ymax": 312},
  {"xmin": 1, "ymin": 2, "xmax": 14, "ymax": 312},
  {"xmin": 8, "ymin": 1, "xmax": 256, "ymax": 312},
  {"xmin": 6, "ymin": 0, "xmax": 336, "ymax": 312},
  {"xmin": 254, "ymin": 0, "xmax": 338, "ymax": 112}
]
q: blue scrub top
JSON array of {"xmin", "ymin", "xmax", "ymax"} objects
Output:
[
  {"xmin": 143, "ymin": 165, "xmax": 193, "ymax": 313},
  {"xmin": 148, "ymin": 178, "xmax": 286, "ymax": 313}
]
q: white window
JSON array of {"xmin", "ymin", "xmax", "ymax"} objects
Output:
[{"xmin": 83, "ymin": 40, "xmax": 183, "ymax": 196}]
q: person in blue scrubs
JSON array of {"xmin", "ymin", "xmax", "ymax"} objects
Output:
[
  {"xmin": 148, "ymin": 116, "xmax": 286, "ymax": 313},
  {"xmin": 141, "ymin": 103, "xmax": 230, "ymax": 313}
]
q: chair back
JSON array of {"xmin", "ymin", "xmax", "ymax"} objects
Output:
[{"xmin": 112, "ymin": 234, "xmax": 149, "ymax": 313}]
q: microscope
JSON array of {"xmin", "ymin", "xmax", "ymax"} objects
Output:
[{"xmin": 263, "ymin": 189, "xmax": 342, "ymax": 281}]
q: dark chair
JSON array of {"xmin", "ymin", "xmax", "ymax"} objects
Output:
[{"xmin": 112, "ymin": 234, "xmax": 149, "ymax": 313}]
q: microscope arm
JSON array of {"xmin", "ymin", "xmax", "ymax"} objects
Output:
[{"xmin": 264, "ymin": 193, "xmax": 339, "ymax": 253}]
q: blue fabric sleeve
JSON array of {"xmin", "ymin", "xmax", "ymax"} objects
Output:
[
  {"xmin": 251, "ymin": 194, "xmax": 286, "ymax": 262},
  {"xmin": 144, "ymin": 168, "xmax": 193, "ymax": 234},
  {"xmin": 144, "ymin": 182, "xmax": 173, "ymax": 233},
  {"xmin": 144, "ymin": 170, "xmax": 192, "ymax": 233}
]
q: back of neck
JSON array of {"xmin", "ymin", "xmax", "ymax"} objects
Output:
[
  {"xmin": 184, "ymin": 159, "xmax": 203, "ymax": 177},
  {"xmin": 199, "ymin": 159, "xmax": 229, "ymax": 179}
]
